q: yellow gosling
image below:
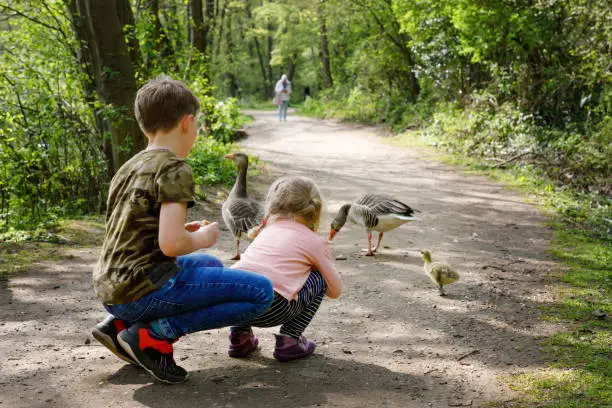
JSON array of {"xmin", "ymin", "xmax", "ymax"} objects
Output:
[{"xmin": 420, "ymin": 250, "xmax": 460, "ymax": 296}]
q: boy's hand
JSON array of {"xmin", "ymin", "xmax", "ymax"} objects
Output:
[
  {"xmin": 185, "ymin": 221, "xmax": 201, "ymax": 232},
  {"xmin": 198, "ymin": 222, "xmax": 221, "ymax": 248},
  {"xmin": 185, "ymin": 219, "xmax": 211, "ymax": 232}
]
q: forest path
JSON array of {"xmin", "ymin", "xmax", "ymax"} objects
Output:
[{"xmin": 0, "ymin": 111, "xmax": 564, "ymax": 407}]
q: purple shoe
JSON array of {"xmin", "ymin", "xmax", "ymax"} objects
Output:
[
  {"xmin": 273, "ymin": 334, "xmax": 316, "ymax": 362},
  {"xmin": 228, "ymin": 329, "xmax": 259, "ymax": 358}
]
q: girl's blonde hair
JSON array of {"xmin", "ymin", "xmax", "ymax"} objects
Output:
[
  {"xmin": 247, "ymin": 176, "xmax": 323, "ymax": 239},
  {"xmin": 266, "ymin": 176, "xmax": 323, "ymax": 226}
]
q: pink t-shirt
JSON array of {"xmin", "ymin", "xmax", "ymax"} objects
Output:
[{"xmin": 231, "ymin": 220, "xmax": 341, "ymax": 300}]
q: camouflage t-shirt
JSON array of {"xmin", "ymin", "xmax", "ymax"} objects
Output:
[{"xmin": 93, "ymin": 149, "xmax": 195, "ymax": 304}]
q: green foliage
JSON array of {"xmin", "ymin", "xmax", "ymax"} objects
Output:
[
  {"xmin": 423, "ymin": 95, "xmax": 611, "ymax": 198},
  {"xmin": 392, "ymin": 0, "xmax": 611, "ymax": 125},
  {"xmin": 0, "ymin": 2, "xmax": 107, "ymax": 234},
  {"xmin": 185, "ymin": 135, "xmax": 237, "ymax": 189},
  {"xmin": 199, "ymin": 97, "xmax": 245, "ymax": 143},
  {"xmin": 300, "ymin": 86, "xmax": 434, "ymax": 132},
  {"xmin": 0, "ymin": 1, "xmax": 255, "ymax": 240},
  {"xmin": 300, "ymin": 97, "xmax": 333, "ymax": 118},
  {"xmin": 186, "ymin": 134, "xmax": 261, "ymax": 193}
]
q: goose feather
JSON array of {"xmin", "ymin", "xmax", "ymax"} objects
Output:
[
  {"xmin": 222, "ymin": 153, "xmax": 264, "ymax": 259},
  {"xmin": 222, "ymin": 198, "xmax": 264, "ymax": 239},
  {"xmin": 349, "ymin": 193, "xmax": 419, "ymax": 231}
]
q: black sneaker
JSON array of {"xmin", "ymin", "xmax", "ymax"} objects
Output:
[
  {"xmin": 117, "ymin": 323, "xmax": 188, "ymax": 384},
  {"xmin": 92, "ymin": 315, "xmax": 137, "ymax": 365}
]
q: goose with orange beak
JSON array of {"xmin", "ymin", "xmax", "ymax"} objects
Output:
[
  {"xmin": 222, "ymin": 153, "xmax": 264, "ymax": 260},
  {"xmin": 329, "ymin": 194, "xmax": 420, "ymax": 256}
]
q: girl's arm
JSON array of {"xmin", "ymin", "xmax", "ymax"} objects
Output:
[
  {"xmin": 158, "ymin": 202, "xmax": 220, "ymax": 257},
  {"xmin": 312, "ymin": 241, "xmax": 342, "ymax": 299}
]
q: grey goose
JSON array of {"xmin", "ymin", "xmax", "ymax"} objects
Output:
[
  {"xmin": 222, "ymin": 153, "xmax": 264, "ymax": 260},
  {"xmin": 329, "ymin": 193, "xmax": 420, "ymax": 256}
]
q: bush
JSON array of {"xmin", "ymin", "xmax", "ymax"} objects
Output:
[
  {"xmin": 300, "ymin": 87, "xmax": 434, "ymax": 132},
  {"xmin": 199, "ymin": 97, "xmax": 245, "ymax": 144},
  {"xmin": 186, "ymin": 136, "xmax": 237, "ymax": 189},
  {"xmin": 421, "ymin": 94, "xmax": 611, "ymax": 240},
  {"xmin": 186, "ymin": 135, "xmax": 261, "ymax": 199}
]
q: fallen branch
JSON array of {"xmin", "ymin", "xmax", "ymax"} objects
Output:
[
  {"xmin": 457, "ymin": 349, "xmax": 480, "ymax": 361},
  {"xmin": 492, "ymin": 152, "xmax": 541, "ymax": 168},
  {"xmin": 482, "ymin": 264, "xmax": 504, "ymax": 271}
]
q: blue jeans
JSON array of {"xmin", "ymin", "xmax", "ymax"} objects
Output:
[
  {"xmin": 278, "ymin": 100, "xmax": 288, "ymax": 120},
  {"xmin": 104, "ymin": 253, "xmax": 274, "ymax": 339}
]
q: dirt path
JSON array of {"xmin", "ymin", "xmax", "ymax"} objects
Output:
[{"xmin": 1, "ymin": 111, "xmax": 565, "ymax": 407}]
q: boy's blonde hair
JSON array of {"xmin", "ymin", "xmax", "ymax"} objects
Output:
[
  {"xmin": 265, "ymin": 176, "xmax": 323, "ymax": 227},
  {"xmin": 135, "ymin": 76, "xmax": 200, "ymax": 134}
]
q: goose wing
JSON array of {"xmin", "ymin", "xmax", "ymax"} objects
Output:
[
  {"xmin": 349, "ymin": 201, "xmax": 379, "ymax": 229},
  {"xmin": 222, "ymin": 198, "xmax": 264, "ymax": 236},
  {"xmin": 356, "ymin": 193, "xmax": 418, "ymax": 217}
]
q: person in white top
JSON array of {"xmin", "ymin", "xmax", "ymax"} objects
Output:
[{"xmin": 274, "ymin": 74, "xmax": 292, "ymax": 121}]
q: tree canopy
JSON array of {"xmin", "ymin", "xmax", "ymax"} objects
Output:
[{"xmin": 0, "ymin": 0, "xmax": 609, "ymax": 235}]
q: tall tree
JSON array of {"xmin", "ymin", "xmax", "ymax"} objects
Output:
[
  {"xmin": 266, "ymin": 22, "xmax": 274, "ymax": 89},
  {"xmin": 67, "ymin": 0, "xmax": 144, "ymax": 175},
  {"xmin": 225, "ymin": 8, "xmax": 239, "ymax": 97},
  {"xmin": 190, "ymin": 0, "xmax": 206, "ymax": 53},
  {"xmin": 138, "ymin": 0, "xmax": 173, "ymax": 74},
  {"xmin": 245, "ymin": 0, "xmax": 270, "ymax": 97},
  {"xmin": 317, "ymin": 1, "xmax": 333, "ymax": 88},
  {"xmin": 204, "ymin": 0, "xmax": 215, "ymax": 52}
]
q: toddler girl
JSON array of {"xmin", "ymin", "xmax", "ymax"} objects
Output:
[{"xmin": 229, "ymin": 176, "xmax": 342, "ymax": 361}]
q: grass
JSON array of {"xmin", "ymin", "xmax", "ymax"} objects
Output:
[
  {"xmin": 0, "ymin": 242, "xmax": 65, "ymax": 275},
  {"xmin": 509, "ymin": 229, "xmax": 611, "ymax": 408},
  {"xmin": 237, "ymin": 113, "xmax": 255, "ymax": 128},
  {"xmin": 0, "ymin": 217, "xmax": 105, "ymax": 276},
  {"xmin": 239, "ymin": 99, "xmax": 305, "ymax": 111},
  {"xmin": 391, "ymin": 130, "xmax": 612, "ymax": 408}
]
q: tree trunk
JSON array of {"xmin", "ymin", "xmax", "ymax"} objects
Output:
[
  {"xmin": 245, "ymin": 0, "xmax": 270, "ymax": 98},
  {"xmin": 143, "ymin": 0, "xmax": 173, "ymax": 72},
  {"xmin": 150, "ymin": 0, "xmax": 172, "ymax": 56},
  {"xmin": 72, "ymin": 0, "xmax": 145, "ymax": 176},
  {"xmin": 116, "ymin": 0, "xmax": 142, "ymax": 73},
  {"xmin": 287, "ymin": 52, "xmax": 298, "ymax": 82},
  {"xmin": 317, "ymin": 3, "xmax": 333, "ymax": 89},
  {"xmin": 267, "ymin": 22, "xmax": 274, "ymax": 89},
  {"xmin": 226, "ymin": 10, "xmax": 238, "ymax": 97},
  {"xmin": 65, "ymin": 0, "xmax": 112, "ymax": 173},
  {"xmin": 204, "ymin": 0, "xmax": 215, "ymax": 52},
  {"xmin": 190, "ymin": 0, "xmax": 206, "ymax": 53},
  {"xmin": 215, "ymin": 2, "xmax": 227, "ymax": 59}
]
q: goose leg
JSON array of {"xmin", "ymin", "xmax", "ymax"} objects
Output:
[
  {"xmin": 230, "ymin": 237, "xmax": 241, "ymax": 261},
  {"xmin": 365, "ymin": 232, "xmax": 375, "ymax": 256},
  {"xmin": 372, "ymin": 232, "xmax": 384, "ymax": 253},
  {"xmin": 439, "ymin": 284, "xmax": 446, "ymax": 296}
]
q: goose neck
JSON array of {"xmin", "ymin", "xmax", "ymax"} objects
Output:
[{"xmin": 231, "ymin": 164, "xmax": 248, "ymax": 198}]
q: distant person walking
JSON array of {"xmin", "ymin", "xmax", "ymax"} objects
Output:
[{"xmin": 274, "ymin": 74, "xmax": 291, "ymax": 121}]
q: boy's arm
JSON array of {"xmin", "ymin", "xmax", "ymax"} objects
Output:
[{"xmin": 159, "ymin": 202, "xmax": 220, "ymax": 257}]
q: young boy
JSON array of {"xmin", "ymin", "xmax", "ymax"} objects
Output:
[{"xmin": 91, "ymin": 77, "xmax": 274, "ymax": 384}]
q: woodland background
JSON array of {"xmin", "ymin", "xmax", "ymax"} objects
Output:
[
  {"xmin": 0, "ymin": 0, "xmax": 609, "ymax": 239},
  {"xmin": 0, "ymin": 2, "xmax": 610, "ymax": 406}
]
